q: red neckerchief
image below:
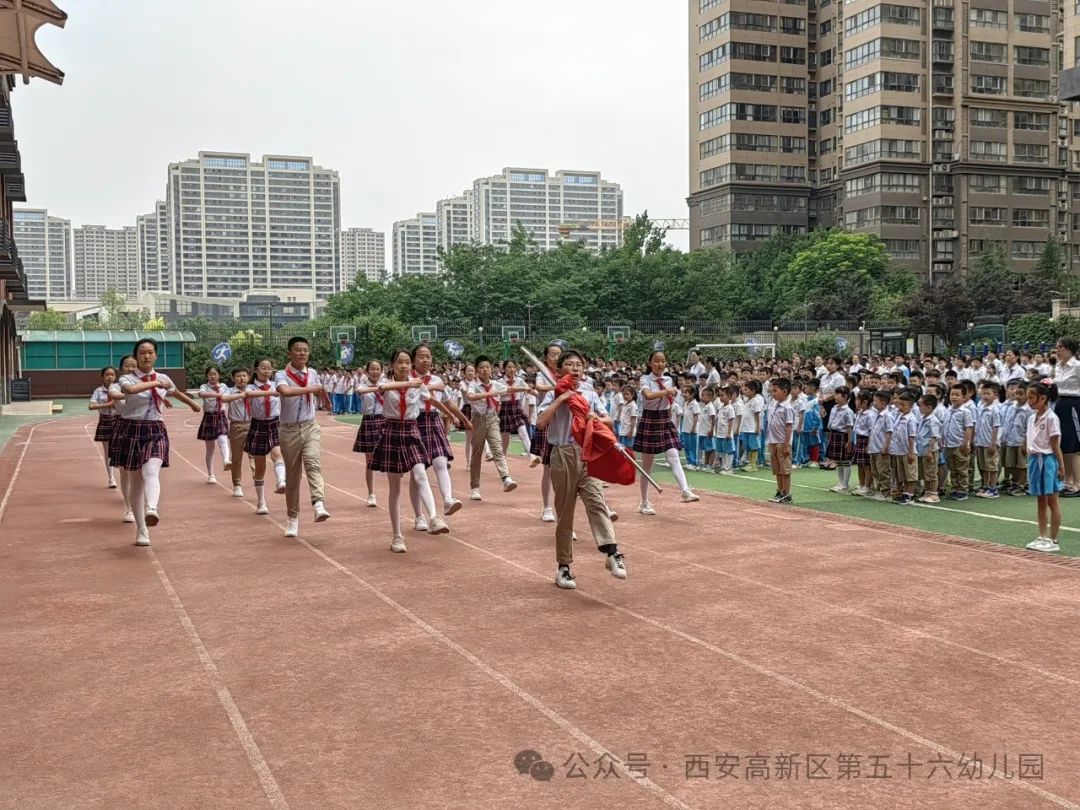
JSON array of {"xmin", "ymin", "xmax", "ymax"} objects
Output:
[
  {"xmin": 285, "ymin": 365, "xmax": 312, "ymax": 410},
  {"xmin": 140, "ymin": 372, "xmax": 164, "ymax": 412},
  {"xmin": 397, "ymin": 383, "xmax": 408, "ymax": 419},
  {"xmin": 483, "ymin": 382, "xmax": 498, "ymax": 412},
  {"xmin": 655, "ymin": 375, "xmax": 673, "ymax": 406},
  {"xmin": 258, "ymin": 382, "xmax": 271, "ymax": 418},
  {"xmin": 413, "ymin": 371, "xmax": 434, "ymax": 412}
]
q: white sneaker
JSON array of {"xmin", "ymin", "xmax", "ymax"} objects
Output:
[
  {"xmin": 502, "ymin": 477, "xmax": 517, "ymax": 493},
  {"xmin": 639, "ymin": 501, "xmax": 656, "ymax": 516},
  {"xmin": 829, "ymin": 484, "xmax": 849, "ymax": 493},
  {"xmin": 275, "ymin": 479, "xmax": 287, "ymax": 494},
  {"xmin": 366, "ymin": 493, "xmax": 377, "ymax": 508},
  {"xmin": 529, "ymin": 455, "xmax": 542, "ymax": 468},
  {"xmin": 223, "ymin": 459, "xmax": 232, "ymax": 471},
  {"xmin": 233, "ymin": 485, "xmax": 244, "ymax": 498},
  {"xmin": 256, "ymin": 501, "xmax": 269, "ymax": 515},
  {"xmin": 555, "ymin": 566, "xmax": 577, "ymax": 589},
  {"xmin": 606, "ymin": 553, "xmax": 628, "ymax": 580},
  {"xmin": 107, "ymin": 479, "xmax": 117, "ymax": 489},
  {"xmin": 207, "ymin": 475, "xmax": 217, "ymax": 485},
  {"xmin": 391, "ymin": 535, "xmax": 407, "ymax": 553},
  {"xmin": 541, "ymin": 507, "xmax": 556, "ymax": 522},
  {"xmin": 121, "ymin": 510, "xmax": 135, "ymax": 524},
  {"xmin": 428, "ymin": 516, "xmax": 450, "ymax": 535},
  {"xmin": 313, "ymin": 501, "xmax": 330, "ymax": 522},
  {"xmin": 1025, "ymin": 537, "xmax": 1046, "ymax": 550},
  {"xmin": 284, "ymin": 518, "xmax": 299, "ymax": 538},
  {"xmin": 720, "ymin": 469, "xmax": 735, "ymax": 476},
  {"xmin": 681, "ymin": 490, "xmax": 700, "ymax": 503},
  {"xmin": 414, "ymin": 515, "xmax": 429, "ymax": 532},
  {"xmin": 868, "ymin": 492, "xmax": 888, "ymax": 502},
  {"xmin": 608, "ymin": 509, "xmax": 619, "ymax": 522},
  {"xmin": 485, "ymin": 451, "xmax": 493, "ymax": 461},
  {"xmin": 444, "ymin": 498, "xmax": 463, "ymax": 516},
  {"xmin": 135, "ymin": 531, "xmax": 150, "ymax": 547},
  {"xmin": 144, "ymin": 507, "xmax": 160, "ymax": 527},
  {"xmin": 470, "ymin": 488, "xmax": 483, "ymax": 501},
  {"xmin": 1030, "ymin": 538, "xmax": 1061, "ymax": 553}
]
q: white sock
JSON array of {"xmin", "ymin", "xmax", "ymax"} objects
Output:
[
  {"xmin": 204, "ymin": 441, "xmax": 216, "ymax": 476},
  {"xmin": 640, "ymin": 455, "xmax": 653, "ymax": 501},
  {"xmin": 412, "ymin": 463, "xmax": 437, "ymax": 518},
  {"xmin": 273, "ymin": 461, "xmax": 285, "ymax": 485},
  {"xmin": 254, "ymin": 479, "xmax": 265, "ymax": 503},
  {"xmin": 666, "ymin": 448, "xmax": 690, "ymax": 492},
  {"xmin": 388, "ymin": 473, "xmax": 403, "ymax": 536},
  {"xmin": 516, "ymin": 425, "xmax": 532, "ymax": 455},
  {"xmin": 130, "ymin": 474, "xmax": 148, "ymax": 534},
  {"xmin": 432, "ymin": 456, "xmax": 453, "ymax": 501},
  {"xmin": 142, "ymin": 459, "xmax": 163, "ymax": 510},
  {"xmin": 408, "ymin": 475, "xmax": 423, "ymax": 518},
  {"xmin": 216, "ymin": 435, "xmax": 230, "ymax": 464},
  {"xmin": 840, "ymin": 466, "xmax": 851, "ymax": 487}
]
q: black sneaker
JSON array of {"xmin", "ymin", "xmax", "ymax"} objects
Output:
[
  {"xmin": 555, "ymin": 566, "xmax": 577, "ymax": 590},
  {"xmin": 778, "ymin": 493, "xmax": 793, "ymax": 504}
]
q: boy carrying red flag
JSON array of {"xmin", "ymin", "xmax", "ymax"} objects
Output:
[{"xmin": 536, "ymin": 349, "xmax": 629, "ymax": 590}]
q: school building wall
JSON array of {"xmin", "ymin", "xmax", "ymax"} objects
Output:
[{"xmin": 23, "ymin": 367, "xmax": 189, "ymax": 399}]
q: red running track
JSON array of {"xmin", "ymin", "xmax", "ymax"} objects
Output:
[{"xmin": 2, "ymin": 411, "xmax": 1079, "ymax": 809}]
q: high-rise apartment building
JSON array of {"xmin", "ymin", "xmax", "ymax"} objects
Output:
[
  {"xmin": 436, "ymin": 193, "xmax": 472, "ymax": 255},
  {"xmin": 689, "ymin": 0, "xmax": 1075, "ymax": 279},
  {"xmin": 136, "ymin": 200, "xmax": 170, "ymax": 293},
  {"xmin": 339, "ymin": 227, "xmax": 386, "ymax": 285},
  {"xmin": 471, "ymin": 168, "xmax": 623, "ymax": 252},
  {"xmin": 166, "ymin": 152, "xmax": 340, "ymax": 300},
  {"xmin": 72, "ymin": 224, "xmax": 139, "ymax": 300},
  {"xmin": 392, "ymin": 213, "xmax": 438, "ymax": 276},
  {"xmin": 13, "ymin": 208, "xmax": 72, "ymax": 301}
]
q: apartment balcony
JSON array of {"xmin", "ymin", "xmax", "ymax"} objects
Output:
[
  {"xmin": 0, "ymin": 219, "xmax": 27, "ymax": 297},
  {"xmin": 932, "ymin": 11, "xmax": 954, "ymax": 30},
  {"xmin": 1061, "ymin": 66, "xmax": 1080, "ymax": 101},
  {"xmin": 933, "ymin": 76, "xmax": 955, "ymax": 95},
  {"xmin": 0, "ymin": 106, "xmax": 12, "ymax": 140},
  {"xmin": 932, "ymin": 42, "xmax": 954, "ymax": 65},
  {"xmin": 0, "ymin": 141, "xmax": 19, "ymax": 174},
  {"xmin": 4, "ymin": 173, "xmax": 25, "ymax": 202}
]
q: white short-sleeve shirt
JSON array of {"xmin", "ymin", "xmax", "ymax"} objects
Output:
[
  {"xmin": 246, "ymin": 380, "xmax": 281, "ymax": 420},
  {"xmin": 120, "ymin": 371, "xmax": 176, "ymax": 422},
  {"xmin": 274, "ymin": 367, "xmax": 318, "ymax": 424}
]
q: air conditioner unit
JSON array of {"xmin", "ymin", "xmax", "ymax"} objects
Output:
[
  {"xmin": 951, "ymin": 153, "xmax": 961, "ymax": 161},
  {"xmin": 1050, "ymin": 95, "xmax": 1058, "ymax": 103}
]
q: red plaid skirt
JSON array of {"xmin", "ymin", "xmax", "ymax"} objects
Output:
[
  {"xmin": 197, "ymin": 409, "xmax": 229, "ymax": 441},
  {"xmin": 533, "ymin": 425, "xmax": 552, "ymax": 466},
  {"xmin": 370, "ymin": 418, "xmax": 430, "ymax": 474},
  {"xmin": 499, "ymin": 403, "xmax": 528, "ymax": 434},
  {"xmin": 825, "ymin": 429, "xmax": 852, "ymax": 463},
  {"xmin": 94, "ymin": 414, "xmax": 117, "ymax": 443},
  {"xmin": 417, "ymin": 411, "xmax": 453, "ymax": 461},
  {"xmin": 634, "ymin": 408, "xmax": 681, "ymax": 455},
  {"xmin": 110, "ymin": 417, "xmax": 170, "ymax": 471},
  {"xmin": 852, "ymin": 434, "xmax": 871, "ymax": 466},
  {"xmin": 353, "ymin": 414, "xmax": 386, "ymax": 454},
  {"xmin": 245, "ymin": 417, "xmax": 280, "ymax": 456}
]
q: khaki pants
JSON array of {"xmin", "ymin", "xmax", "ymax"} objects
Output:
[
  {"xmin": 946, "ymin": 446, "xmax": 971, "ymax": 493},
  {"xmin": 278, "ymin": 420, "xmax": 324, "ymax": 518},
  {"xmin": 550, "ymin": 444, "xmax": 615, "ymax": 566},
  {"xmin": 872, "ymin": 452, "xmax": 891, "ymax": 494},
  {"xmin": 469, "ymin": 411, "xmax": 510, "ymax": 489},
  {"xmin": 228, "ymin": 421, "xmax": 250, "ymax": 487},
  {"xmin": 919, "ymin": 454, "xmax": 938, "ymax": 493}
]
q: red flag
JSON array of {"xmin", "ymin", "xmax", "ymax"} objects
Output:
[{"xmin": 555, "ymin": 375, "xmax": 636, "ymax": 486}]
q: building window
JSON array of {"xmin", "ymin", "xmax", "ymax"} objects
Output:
[
  {"xmin": 1012, "ymin": 241, "xmax": 1042, "ymax": 259},
  {"xmin": 1014, "ymin": 46, "xmax": 1050, "ymax": 66},
  {"xmin": 1014, "ymin": 78, "xmax": 1051, "ymax": 99},
  {"xmin": 969, "ymin": 8, "xmax": 1007, "ymax": 28},
  {"xmin": 970, "ymin": 141, "xmax": 1007, "ymax": 162},
  {"xmin": 1013, "ymin": 208, "xmax": 1050, "ymax": 227},
  {"xmin": 969, "ymin": 207, "xmax": 1007, "ymax": 225},
  {"xmin": 1016, "ymin": 13, "xmax": 1050, "ymax": 33},
  {"xmin": 885, "ymin": 239, "xmax": 921, "ymax": 259},
  {"xmin": 1013, "ymin": 112, "xmax": 1050, "ymax": 131},
  {"xmin": 970, "ymin": 75, "xmax": 1006, "ymax": 95},
  {"xmin": 970, "ymin": 41, "xmax": 1007, "ymax": 63},
  {"xmin": 1014, "ymin": 144, "xmax": 1050, "ymax": 164},
  {"xmin": 969, "ymin": 175, "xmax": 1005, "ymax": 193},
  {"xmin": 1013, "ymin": 177, "xmax": 1051, "ymax": 194}
]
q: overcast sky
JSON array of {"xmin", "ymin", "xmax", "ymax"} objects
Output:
[{"xmin": 14, "ymin": 0, "xmax": 690, "ymax": 251}]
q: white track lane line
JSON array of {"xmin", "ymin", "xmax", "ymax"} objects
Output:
[
  {"xmin": 81, "ymin": 427, "xmax": 289, "ymax": 810},
  {"xmin": 0, "ymin": 420, "xmax": 57, "ymax": 525},
  {"xmin": 168, "ymin": 445, "xmax": 697, "ymax": 810}
]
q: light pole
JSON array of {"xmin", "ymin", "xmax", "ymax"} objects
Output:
[
  {"xmin": 525, "ymin": 303, "xmax": 536, "ymax": 339},
  {"xmin": 858, "ymin": 322, "xmax": 865, "ymax": 357},
  {"xmin": 478, "ymin": 326, "xmax": 484, "ymax": 348}
]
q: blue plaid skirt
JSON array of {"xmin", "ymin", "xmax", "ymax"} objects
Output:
[
  {"xmin": 370, "ymin": 418, "xmax": 430, "ymax": 474},
  {"xmin": 417, "ymin": 411, "xmax": 453, "ymax": 462},
  {"xmin": 110, "ymin": 417, "xmax": 170, "ymax": 471},
  {"xmin": 94, "ymin": 414, "xmax": 117, "ymax": 443},
  {"xmin": 635, "ymin": 408, "xmax": 681, "ymax": 455},
  {"xmin": 353, "ymin": 414, "xmax": 386, "ymax": 454},
  {"xmin": 244, "ymin": 417, "xmax": 279, "ymax": 456},
  {"xmin": 197, "ymin": 409, "xmax": 229, "ymax": 441}
]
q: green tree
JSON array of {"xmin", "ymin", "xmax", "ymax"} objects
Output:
[
  {"xmin": 1007, "ymin": 313, "xmax": 1080, "ymax": 346},
  {"xmin": 966, "ymin": 243, "xmax": 1017, "ymax": 319},
  {"xmin": 25, "ymin": 308, "xmax": 69, "ymax": 329},
  {"xmin": 1020, "ymin": 238, "xmax": 1067, "ymax": 312},
  {"xmin": 778, "ymin": 231, "xmax": 890, "ymax": 321},
  {"xmin": 902, "ymin": 278, "xmax": 976, "ymax": 349}
]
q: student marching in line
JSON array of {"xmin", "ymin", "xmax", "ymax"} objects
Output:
[
  {"xmin": 459, "ymin": 363, "xmax": 477, "ymax": 471},
  {"xmin": 372, "ymin": 348, "xmax": 459, "ymax": 552},
  {"xmin": 536, "ymin": 349, "xmax": 625, "ymax": 590},
  {"xmin": 106, "ymin": 354, "xmax": 145, "ymax": 524},
  {"xmin": 499, "ymin": 359, "xmax": 533, "ymax": 459},
  {"xmin": 465, "ymin": 355, "xmax": 519, "ymax": 500},
  {"xmin": 353, "ymin": 358, "xmax": 386, "ymax": 507},
  {"xmin": 274, "ymin": 337, "xmax": 331, "ymax": 538},
  {"xmin": 635, "ymin": 350, "xmax": 699, "ymax": 514},
  {"xmin": 116, "ymin": 338, "xmax": 200, "ymax": 546},
  {"xmin": 196, "ymin": 365, "xmax": 232, "ymax": 484},
  {"xmin": 223, "ymin": 367, "xmax": 252, "ymax": 498},
  {"xmin": 89, "ymin": 365, "xmax": 121, "ymax": 489},
  {"xmin": 531, "ymin": 343, "xmax": 563, "ymax": 521},
  {"xmin": 409, "ymin": 344, "xmax": 471, "ymax": 527},
  {"xmin": 245, "ymin": 358, "xmax": 288, "ymax": 516},
  {"xmin": 1024, "ymin": 380, "xmax": 1066, "ymax": 553}
]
